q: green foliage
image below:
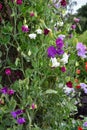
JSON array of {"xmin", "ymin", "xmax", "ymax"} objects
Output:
[{"xmin": 0, "ymin": 0, "xmax": 86, "ymax": 130}]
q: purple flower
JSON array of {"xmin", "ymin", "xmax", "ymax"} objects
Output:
[
  {"xmin": 47, "ymin": 46, "xmax": 57, "ymax": 58},
  {"xmin": 16, "ymin": 109, "xmax": 24, "ymax": 115},
  {"xmin": 83, "ymin": 122, "xmax": 87, "ymax": 127},
  {"xmin": 17, "ymin": 117, "xmax": 26, "ymax": 124},
  {"xmin": 76, "ymin": 42, "xmax": 87, "ymax": 58},
  {"xmin": 80, "ymin": 83, "xmax": 87, "ymax": 89},
  {"xmin": 11, "ymin": 111, "xmax": 17, "ymax": 118},
  {"xmin": 84, "ymin": 88, "xmax": 87, "ymax": 94},
  {"xmin": 80, "ymin": 83, "xmax": 87, "ymax": 94},
  {"xmin": 56, "ymin": 48, "xmax": 64, "ymax": 55},
  {"xmin": 71, "ymin": 24, "xmax": 76, "ymax": 29},
  {"xmin": 22, "ymin": 25, "xmax": 29, "ymax": 33},
  {"xmin": 0, "ymin": 87, "xmax": 8, "ymax": 94},
  {"xmin": 56, "ymin": 38, "xmax": 64, "ymax": 49},
  {"xmin": 11, "ymin": 109, "xmax": 24, "ymax": 118}
]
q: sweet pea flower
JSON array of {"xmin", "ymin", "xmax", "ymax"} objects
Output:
[
  {"xmin": 0, "ymin": 87, "xmax": 15, "ymax": 95},
  {"xmin": 22, "ymin": 25, "xmax": 29, "ymax": 33},
  {"xmin": 8, "ymin": 89, "xmax": 15, "ymax": 95},
  {"xmin": 16, "ymin": 0, "xmax": 22, "ymax": 5},
  {"xmin": 31, "ymin": 103, "xmax": 37, "ymax": 109},
  {"xmin": 66, "ymin": 81, "xmax": 73, "ymax": 88},
  {"xmin": 80, "ymin": 83, "xmax": 87, "ymax": 94},
  {"xmin": 83, "ymin": 122, "xmax": 87, "ymax": 127},
  {"xmin": 61, "ymin": 66, "xmax": 66, "ymax": 72},
  {"xmin": 50, "ymin": 57, "xmax": 60, "ymax": 67},
  {"xmin": 56, "ymin": 38, "xmax": 64, "ymax": 48},
  {"xmin": 36, "ymin": 29, "xmax": 42, "ymax": 34},
  {"xmin": 5, "ymin": 68, "xmax": 11, "ymax": 76},
  {"xmin": 56, "ymin": 48, "xmax": 64, "ymax": 55},
  {"xmin": 63, "ymin": 85, "xmax": 74, "ymax": 94},
  {"xmin": 17, "ymin": 117, "xmax": 26, "ymax": 124},
  {"xmin": 47, "ymin": 46, "xmax": 57, "ymax": 58},
  {"xmin": 71, "ymin": 24, "xmax": 76, "ymax": 29},
  {"xmin": 60, "ymin": 0, "xmax": 67, "ymax": 7},
  {"xmin": 58, "ymin": 34, "xmax": 65, "ymax": 40},
  {"xmin": 0, "ymin": 87, "xmax": 8, "ymax": 94},
  {"xmin": 76, "ymin": 42, "xmax": 87, "ymax": 58},
  {"xmin": 30, "ymin": 12, "xmax": 35, "ymax": 17},
  {"xmin": 28, "ymin": 33, "xmax": 36, "ymax": 39},
  {"xmin": 61, "ymin": 53, "xmax": 69, "ymax": 64},
  {"xmin": 74, "ymin": 18, "xmax": 80, "ymax": 23},
  {"xmin": 11, "ymin": 109, "xmax": 24, "ymax": 118},
  {"xmin": 44, "ymin": 28, "xmax": 50, "ymax": 35}
]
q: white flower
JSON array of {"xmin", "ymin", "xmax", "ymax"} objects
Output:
[
  {"xmin": 51, "ymin": 57, "xmax": 60, "ymax": 67},
  {"xmin": 61, "ymin": 53, "xmax": 69, "ymax": 64},
  {"xmin": 28, "ymin": 33, "xmax": 36, "ymax": 39},
  {"xmin": 63, "ymin": 85, "xmax": 74, "ymax": 94},
  {"xmin": 36, "ymin": 29, "xmax": 42, "ymax": 34}
]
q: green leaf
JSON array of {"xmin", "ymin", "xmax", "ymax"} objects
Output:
[{"xmin": 45, "ymin": 89, "xmax": 57, "ymax": 94}]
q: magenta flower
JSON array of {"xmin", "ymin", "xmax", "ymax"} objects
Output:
[
  {"xmin": 47, "ymin": 46, "xmax": 57, "ymax": 58},
  {"xmin": 16, "ymin": 0, "xmax": 22, "ymax": 5},
  {"xmin": 8, "ymin": 89, "xmax": 15, "ymax": 95},
  {"xmin": 5, "ymin": 68, "xmax": 11, "ymax": 76},
  {"xmin": 56, "ymin": 38, "xmax": 64, "ymax": 49},
  {"xmin": 17, "ymin": 117, "xmax": 26, "ymax": 124},
  {"xmin": 22, "ymin": 25, "xmax": 29, "ymax": 33},
  {"xmin": 76, "ymin": 42, "xmax": 87, "ymax": 58},
  {"xmin": 61, "ymin": 66, "xmax": 66, "ymax": 72},
  {"xmin": 0, "ymin": 3, "xmax": 3, "ymax": 10},
  {"xmin": 71, "ymin": 24, "xmax": 76, "ymax": 29}
]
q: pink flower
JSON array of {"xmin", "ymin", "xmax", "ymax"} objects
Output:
[
  {"xmin": 31, "ymin": 103, "xmax": 37, "ymax": 109},
  {"xmin": 71, "ymin": 24, "xmax": 76, "ymax": 30},
  {"xmin": 16, "ymin": 0, "xmax": 22, "ymax": 5},
  {"xmin": 30, "ymin": 12, "xmax": 35, "ymax": 17},
  {"xmin": 5, "ymin": 68, "xmax": 11, "ymax": 76},
  {"xmin": 74, "ymin": 18, "xmax": 80, "ymax": 23}
]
